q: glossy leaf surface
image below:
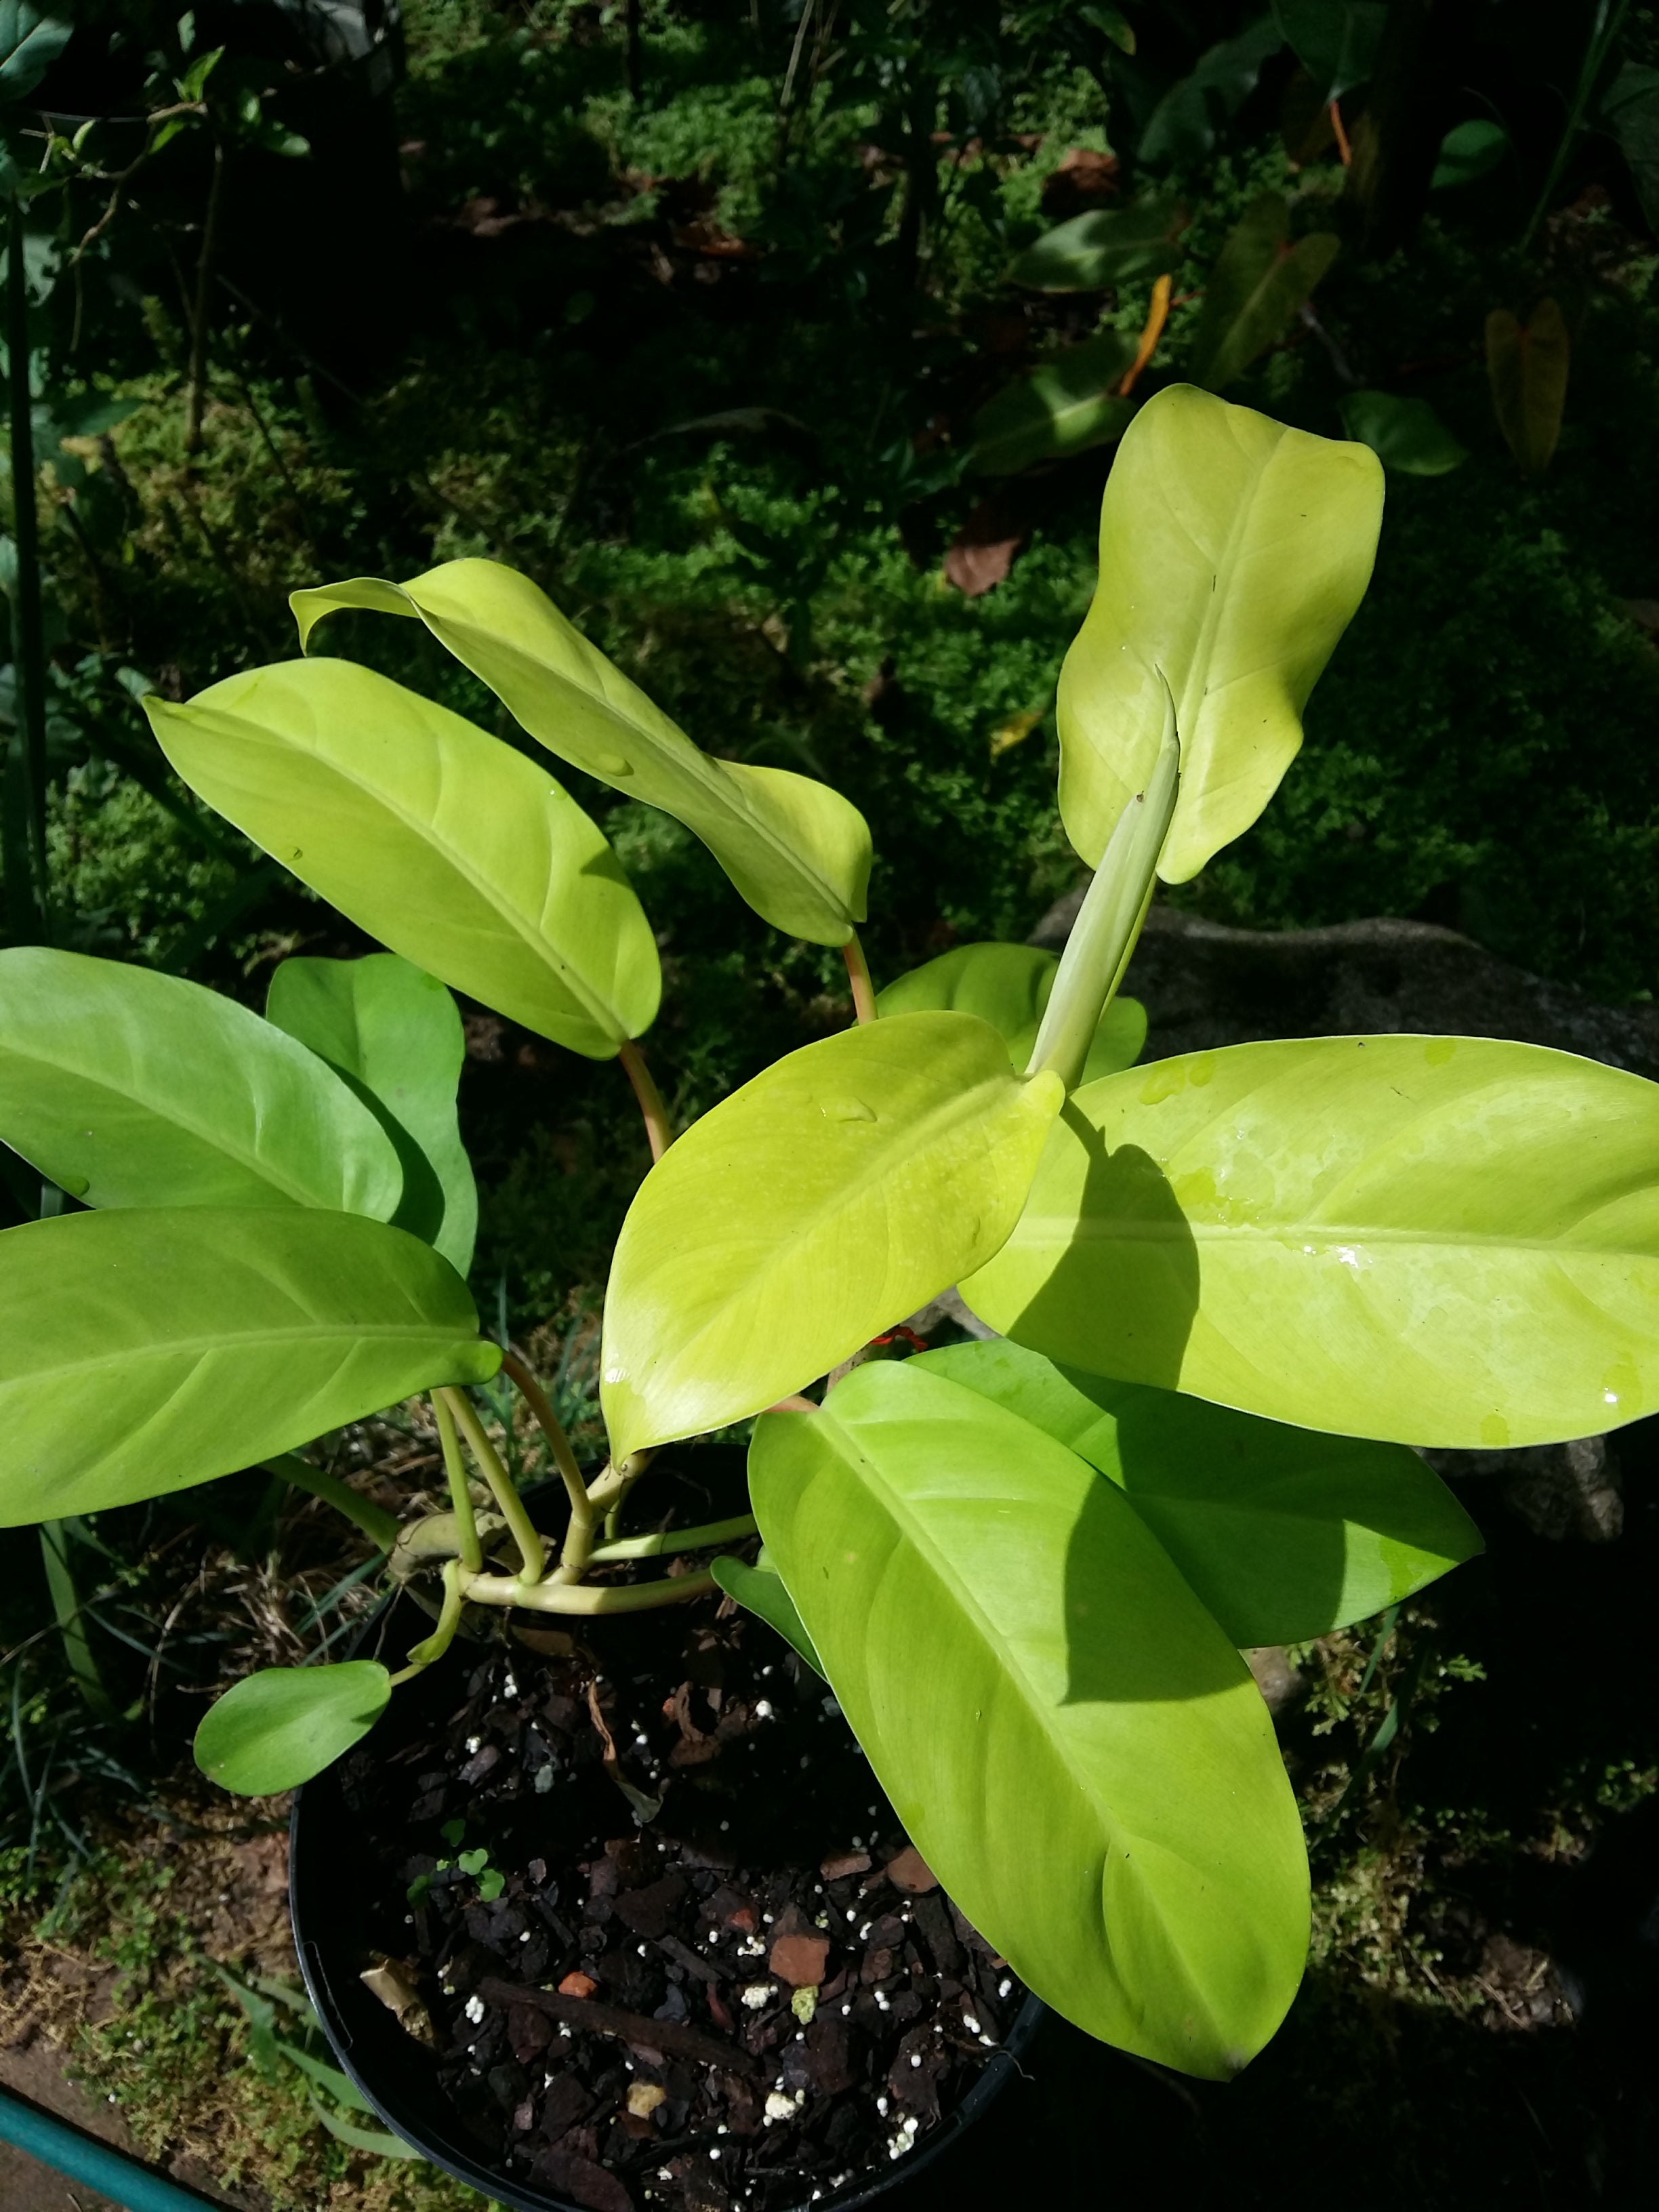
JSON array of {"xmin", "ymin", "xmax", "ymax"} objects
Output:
[
  {"xmin": 194, "ymin": 1662, "xmax": 390, "ymax": 1795},
  {"xmin": 1056, "ymin": 386, "xmax": 1382, "ymax": 882},
  {"xmin": 144, "ymin": 658, "xmax": 659, "ymax": 1060},
  {"xmin": 0, "ymin": 1207, "xmax": 499, "ymax": 1523},
  {"xmin": 0, "ymin": 947, "xmax": 401, "ymax": 1218},
  {"xmin": 916, "ymin": 1338, "xmax": 1481, "ymax": 1644},
  {"xmin": 289, "ymin": 560, "xmax": 870, "ymax": 947},
  {"xmin": 876, "ymin": 943, "xmax": 1145, "ymax": 1082},
  {"xmin": 266, "ymin": 954, "xmax": 477, "ymax": 1275},
  {"xmin": 1187, "ymin": 195, "xmax": 1340, "ymax": 394},
  {"xmin": 601, "ymin": 1014, "xmax": 1063, "ymax": 1460},
  {"xmin": 750, "ymin": 1363, "xmax": 1308, "ymax": 2076},
  {"xmin": 1007, "ymin": 199, "xmax": 1187, "ymax": 292},
  {"xmin": 1431, "ymin": 117, "xmax": 1511, "ymax": 189},
  {"xmin": 970, "ymin": 331, "xmax": 1138, "ymax": 476},
  {"xmin": 1339, "ymin": 390, "xmax": 1468, "ymax": 476},
  {"xmin": 964, "ymin": 1036, "xmax": 1659, "ymax": 1450},
  {"xmin": 710, "ymin": 1551, "xmax": 825, "ymax": 1677},
  {"xmin": 1486, "ymin": 299, "xmax": 1570, "ymax": 476}
]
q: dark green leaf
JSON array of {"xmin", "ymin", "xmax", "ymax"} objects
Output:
[
  {"xmin": 1338, "ymin": 390, "xmax": 1468, "ymax": 476},
  {"xmin": 1007, "ymin": 199, "xmax": 1187, "ymax": 293},
  {"xmin": 1430, "ymin": 117, "xmax": 1512, "ymax": 190},
  {"xmin": 1272, "ymin": 1, "xmax": 1387, "ymax": 102},
  {"xmin": 1603, "ymin": 64, "xmax": 1659, "ymax": 234},
  {"xmin": 970, "ymin": 331, "xmax": 1139, "ymax": 476},
  {"xmin": 0, "ymin": 8, "xmax": 73, "ymax": 104},
  {"xmin": 1138, "ymin": 14, "xmax": 1284, "ymax": 167},
  {"xmin": 306, "ymin": 2091, "xmax": 422, "ymax": 2157},
  {"xmin": 1188, "ymin": 196, "xmax": 1340, "ymax": 393}
]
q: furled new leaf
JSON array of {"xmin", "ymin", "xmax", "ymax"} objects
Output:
[
  {"xmin": 600, "ymin": 1013, "xmax": 1063, "ymax": 1460},
  {"xmin": 288, "ymin": 560, "xmax": 870, "ymax": 947},
  {"xmin": 266, "ymin": 954, "xmax": 477, "ymax": 1276},
  {"xmin": 194, "ymin": 1662, "xmax": 391, "ymax": 1795},
  {"xmin": 1006, "ymin": 199, "xmax": 1187, "ymax": 292},
  {"xmin": 0, "ymin": 947, "xmax": 403, "ymax": 1219},
  {"xmin": 750, "ymin": 1364, "xmax": 1308, "ymax": 2077},
  {"xmin": 1056, "ymin": 386, "xmax": 1382, "ymax": 882},
  {"xmin": 1486, "ymin": 299, "xmax": 1570, "ymax": 476},
  {"xmin": 916, "ymin": 1338, "xmax": 1481, "ymax": 1644},
  {"xmin": 970, "ymin": 331, "xmax": 1139, "ymax": 476},
  {"xmin": 963, "ymin": 1036, "xmax": 1659, "ymax": 1450},
  {"xmin": 876, "ymin": 943, "xmax": 1145, "ymax": 1082},
  {"xmin": 144, "ymin": 658, "xmax": 659, "ymax": 1059},
  {"xmin": 1187, "ymin": 195, "xmax": 1340, "ymax": 394},
  {"xmin": 710, "ymin": 1551, "xmax": 825, "ymax": 1677},
  {"xmin": 0, "ymin": 1207, "xmax": 499, "ymax": 1523},
  {"xmin": 1338, "ymin": 390, "xmax": 1468, "ymax": 476}
]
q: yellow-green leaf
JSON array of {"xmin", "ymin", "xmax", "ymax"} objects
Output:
[
  {"xmin": 964, "ymin": 1036, "xmax": 1659, "ymax": 1450},
  {"xmin": 1055, "ymin": 385, "xmax": 1382, "ymax": 882},
  {"xmin": 875, "ymin": 942, "xmax": 1145, "ymax": 1082},
  {"xmin": 289, "ymin": 560, "xmax": 871, "ymax": 947},
  {"xmin": 143, "ymin": 658, "xmax": 659, "ymax": 1060},
  {"xmin": 600, "ymin": 1013, "xmax": 1063, "ymax": 1460},
  {"xmin": 750, "ymin": 1362, "xmax": 1308, "ymax": 2076}
]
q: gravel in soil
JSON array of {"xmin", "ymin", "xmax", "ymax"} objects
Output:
[{"xmin": 337, "ymin": 1525, "xmax": 1025, "ymax": 2212}]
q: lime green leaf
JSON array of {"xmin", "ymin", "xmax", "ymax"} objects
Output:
[
  {"xmin": 1006, "ymin": 199, "xmax": 1187, "ymax": 292},
  {"xmin": 916, "ymin": 1338, "xmax": 1481, "ymax": 1644},
  {"xmin": 266, "ymin": 954, "xmax": 476, "ymax": 1276},
  {"xmin": 1486, "ymin": 298, "xmax": 1570, "ymax": 477},
  {"xmin": 194, "ymin": 1661, "xmax": 390, "ymax": 1794},
  {"xmin": 601, "ymin": 1014, "xmax": 1064, "ymax": 1460},
  {"xmin": 876, "ymin": 943, "xmax": 1145, "ymax": 1082},
  {"xmin": 1338, "ymin": 390, "xmax": 1469, "ymax": 476},
  {"xmin": 143, "ymin": 658, "xmax": 660, "ymax": 1061},
  {"xmin": 0, "ymin": 1207, "xmax": 499, "ymax": 1523},
  {"xmin": 710, "ymin": 1551, "xmax": 825, "ymax": 1677},
  {"xmin": 964, "ymin": 1035, "xmax": 1659, "ymax": 1450},
  {"xmin": 0, "ymin": 947, "xmax": 402, "ymax": 1221},
  {"xmin": 1187, "ymin": 195, "xmax": 1340, "ymax": 394},
  {"xmin": 1431, "ymin": 117, "xmax": 1511, "ymax": 189},
  {"xmin": 969, "ymin": 331, "xmax": 1139, "ymax": 476},
  {"xmin": 750, "ymin": 1363, "xmax": 1307, "ymax": 2077},
  {"xmin": 274, "ymin": 2039, "xmax": 374, "ymax": 2113},
  {"xmin": 1056, "ymin": 385, "xmax": 1382, "ymax": 882},
  {"xmin": 288, "ymin": 560, "xmax": 870, "ymax": 948}
]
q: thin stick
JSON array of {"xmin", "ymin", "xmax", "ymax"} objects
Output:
[
  {"xmin": 842, "ymin": 933, "xmax": 877, "ymax": 1025},
  {"xmin": 589, "ymin": 1513, "xmax": 758, "ymax": 1563},
  {"xmin": 1116, "ymin": 272, "xmax": 1172, "ymax": 397},
  {"xmin": 184, "ymin": 136, "xmax": 226, "ymax": 455},
  {"xmin": 265, "ymin": 1454, "xmax": 400, "ymax": 1551},
  {"xmin": 460, "ymin": 1567, "xmax": 716, "ymax": 1616},
  {"xmin": 430, "ymin": 1394, "xmax": 483, "ymax": 1572},
  {"xmin": 619, "ymin": 1039, "xmax": 673, "ymax": 1161},
  {"xmin": 438, "ymin": 1388, "xmax": 546, "ymax": 1585}
]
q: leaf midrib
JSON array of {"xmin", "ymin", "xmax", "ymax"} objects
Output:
[
  {"xmin": 3, "ymin": 1319, "xmax": 472, "ymax": 1387},
  {"xmin": 1012, "ymin": 1219, "xmax": 1656, "ymax": 1253},
  {"xmin": 428, "ymin": 605, "xmax": 851, "ymax": 928}
]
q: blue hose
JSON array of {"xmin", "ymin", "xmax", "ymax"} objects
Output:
[{"xmin": 0, "ymin": 2082, "xmax": 228, "ymax": 2211}]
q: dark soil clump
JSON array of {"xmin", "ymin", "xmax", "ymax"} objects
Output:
[{"xmin": 334, "ymin": 1483, "xmax": 1025, "ymax": 2212}]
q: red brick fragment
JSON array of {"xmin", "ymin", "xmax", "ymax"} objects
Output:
[
  {"xmin": 557, "ymin": 1969, "xmax": 598, "ymax": 1999},
  {"xmin": 885, "ymin": 1845, "xmax": 937, "ymax": 1893},
  {"xmin": 769, "ymin": 1932, "xmax": 831, "ymax": 1988},
  {"xmin": 819, "ymin": 1849, "xmax": 872, "ymax": 1882}
]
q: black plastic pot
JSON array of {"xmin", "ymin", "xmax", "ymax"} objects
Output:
[{"xmin": 290, "ymin": 1588, "xmax": 1044, "ymax": 2212}]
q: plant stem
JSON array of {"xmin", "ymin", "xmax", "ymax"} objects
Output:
[
  {"xmin": 391, "ymin": 1558, "xmax": 466, "ymax": 1683},
  {"xmin": 438, "ymin": 1388, "xmax": 547, "ymax": 1585},
  {"xmin": 591, "ymin": 1448, "xmax": 657, "ymax": 1543},
  {"xmin": 767, "ymin": 1394, "xmax": 818, "ymax": 1414},
  {"xmin": 589, "ymin": 1513, "xmax": 758, "ymax": 1563},
  {"xmin": 431, "ymin": 1392, "xmax": 483, "ymax": 1573},
  {"xmin": 460, "ymin": 1566, "xmax": 717, "ymax": 1616},
  {"xmin": 501, "ymin": 1348, "xmax": 598, "ymax": 1578},
  {"xmin": 265, "ymin": 1454, "xmax": 401, "ymax": 1550},
  {"xmin": 842, "ymin": 932, "xmax": 877, "ymax": 1024},
  {"xmin": 1028, "ymin": 682, "xmax": 1180, "ymax": 1090},
  {"xmin": 7, "ymin": 193, "xmax": 49, "ymax": 937},
  {"xmin": 1115, "ymin": 272, "xmax": 1172, "ymax": 397},
  {"xmin": 619, "ymin": 1038, "xmax": 673, "ymax": 1162},
  {"xmin": 184, "ymin": 136, "xmax": 226, "ymax": 455}
]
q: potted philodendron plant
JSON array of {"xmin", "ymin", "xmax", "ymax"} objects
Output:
[{"xmin": 3, "ymin": 386, "xmax": 1656, "ymax": 2205}]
